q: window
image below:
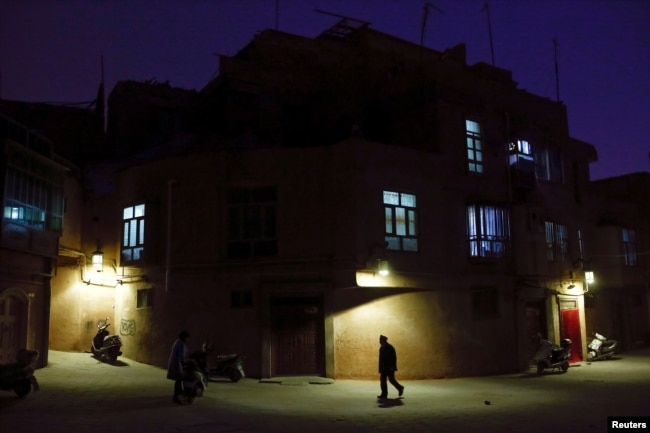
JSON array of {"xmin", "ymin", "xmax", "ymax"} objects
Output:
[
  {"xmin": 3, "ymin": 163, "xmax": 64, "ymax": 232},
  {"xmin": 467, "ymin": 204, "xmax": 510, "ymax": 258},
  {"xmin": 545, "ymin": 221, "xmax": 568, "ymax": 261},
  {"xmin": 384, "ymin": 191, "xmax": 418, "ymax": 251},
  {"xmin": 535, "ymin": 145, "xmax": 564, "ymax": 183},
  {"xmin": 122, "ymin": 204, "xmax": 145, "ymax": 263},
  {"xmin": 465, "ymin": 119, "xmax": 483, "ymax": 173},
  {"xmin": 227, "ymin": 187, "xmax": 277, "ymax": 258},
  {"xmin": 471, "ymin": 287, "xmax": 499, "ymax": 320},
  {"xmin": 622, "ymin": 228, "xmax": 637, "ymax": 267},
  {"xmin": 137, "ymin": 289, "xmax": 154, "ymax": 309},
  {"xmin": 231, "ymin": 290, "xmax": 253, "ymax": 308}
]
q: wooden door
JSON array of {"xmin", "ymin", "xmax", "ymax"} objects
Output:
[
  {"xmin": 560, "ymin": 299, "xmax": 583, "ymax": 363},
  {"xmin": 0, "ymin": 294, "xmax": 26, "ymax": 364},
  {"xmin": 271, "ymin": 297, "xmax": 323, "ymax": 376}
]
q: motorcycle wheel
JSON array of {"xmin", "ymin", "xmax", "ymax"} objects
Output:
[
  {"xmin": 536, "ymin": 362, "xmax": 545, "ymax": 375},
  {"xmin": 228, "ymin": 368, "xmax": 242, "ymax": 382},
  {"xmin": 561, "ymin": 361, "xmax": 569, "ymax": 372},
  {"xmin": 588, "ymin": 351, "xmax": 596, "ymax": 361},
  {"xmin": 14, "ymin": 382, "xmax": 31, "ymax": 398}
]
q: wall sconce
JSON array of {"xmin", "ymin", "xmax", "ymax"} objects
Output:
[
  {"xmin": 92, "ymin": 240, "xmax": 104, "ymax": 272},
  {"xmin": 377, "ymin": 259, "xmax": 390, "ymax": 276},
  {"xmin": 585, "ymin": 271, "xmax": 595, "ymax": 285}
]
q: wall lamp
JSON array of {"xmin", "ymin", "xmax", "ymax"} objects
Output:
[
  {"xmin": 377, "ymin": 259, "xmax": 390, "ymax": 277},
  {"xmin": 91, "ymin": 240, "xmax": 104, "ymax": 272},
  {"xmin": 585, "ymin": 271, "xmax": 595, "ymax": 285}
]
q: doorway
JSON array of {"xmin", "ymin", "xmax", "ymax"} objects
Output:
[{"xmin": 270, "ymin": 296, "xmax": 324, "ymax": 376}]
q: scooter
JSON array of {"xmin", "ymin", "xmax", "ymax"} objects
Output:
[
  {"xmin": 90, "ymin": 317, "xmax": 123, "ymax": 363},
  {"xmin": 202, "ymin": 343, "xmax": 246, "ymax": 382},
  {"xmin": 587, "ymin": 332, "xmax": 617, "ymax": 361},
  {"xmin": 0, "ymin": 349, "xmax": 40, "ymax": 397},
  {"xmin": 532, "ymin": 336, "xmax": 572, "ymax": 374},
  {"xmin": 181, "ymin": 350, "xmax": 209, "ymax": 403}
]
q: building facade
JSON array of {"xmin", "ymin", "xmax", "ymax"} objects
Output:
[{"xmin": 4, "ymin": 21, "xmax": 647, "ymax": 379}]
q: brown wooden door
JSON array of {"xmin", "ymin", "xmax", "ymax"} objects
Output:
[
  {"xmin": 0, "ymin": 294, "xmax": 26, "ymax": 364},
  {"xmin": 271, "ymin": 297, "xmax": 323, "ymax": 376}
]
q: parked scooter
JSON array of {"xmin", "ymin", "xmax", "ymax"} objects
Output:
[
  {"xmin": 202, "ymin": 343, "xmax": 246, "ymax": 382},
  {"xmin": 90, "ymin": 317, "xmax": 123, "ymax": 363},
  {"xmin": 532, "ymin": 335, "xmax": 572, "ymax": 374},
  {"xmin": 181, "ymin": 349, "xmax": 210, "ymax": 403},
  {"xmin": 0, "ymin": 349, "xmax": 40, "ymax": 397},
  {"xmin": 587, "ymin": 332, "xmax": 617, "ymax": 361}
]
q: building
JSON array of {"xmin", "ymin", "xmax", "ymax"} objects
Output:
[{"xmin": 5, "ymin": 21, "xmax": 647, "ymax": 378}]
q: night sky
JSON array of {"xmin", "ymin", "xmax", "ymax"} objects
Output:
[{"xmin": 1, "ymin": 0, "xmax": 648, "ymax": 180}]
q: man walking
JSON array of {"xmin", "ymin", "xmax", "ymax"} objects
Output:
[{"xmin": 378, "ymin": 334, "xmax": 404, "ymax": 399}]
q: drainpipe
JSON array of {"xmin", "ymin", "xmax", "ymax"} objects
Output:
[{"xmin": 165, "ymin": 179, "xmax": 176, "ymax": 292}]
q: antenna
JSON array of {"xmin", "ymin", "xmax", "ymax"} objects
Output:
[
  {"xmin": 420, "ymin": 2, "xmax": 443, "ymax": 47},
  {"xmin": 553, "ymin": 38, "xmax": 560, "ymax": 102},
  {"xmin": 481, "ymin": 2, "xmax": 495, "ymax": 65}
]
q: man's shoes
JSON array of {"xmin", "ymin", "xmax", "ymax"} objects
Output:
[
  {"xmin": 377, "ymin": 395, "xmax": 387, "ymax": 399},
  {"xmin": 173, "ymin": 396, "xmax": 183, "ymax": 405},
  {"xmin": 398, "ymin": 386, "xmax": 404, "ymax": 397}
]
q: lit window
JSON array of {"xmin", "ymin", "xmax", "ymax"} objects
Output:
[
  {"xmin": 384, "ymin": 190, "xmax": 418, "ymax": 251},
  {"xmin": 622, "ymin": 228, "xmax": 637, "ymax": 267},
  {"xmin": 467, "ymin": 204, "xmax": 510, "ymax": 258},
  {"xmin": 2, "ymin": 165, "xmax": 63, "ymax": 231},
  {"xmin": 545, "ymin": 221, "xmax": 568, "ymax": 261},
  {"xmin": 465, "ymin": 120, "xmax": 483, "ymax": 173},
  {"xmin": 122, "ymin": 203, "xmax": 145, "ymax": 263},
  {"xmin": 227, "ymin": 187, "xmax": 277, "ymax": 258}
]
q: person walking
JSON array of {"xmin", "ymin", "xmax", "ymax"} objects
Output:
[
  {"xmin": 167, "ymin": 330, "xmax": 189, "ymax": 404},
  {"xmin": 378, "ymin": 334, "xmax": 404, "ymax": 399}
]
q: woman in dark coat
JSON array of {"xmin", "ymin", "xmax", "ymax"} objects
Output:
[{"xmin": 167, "ymin": 330, "xmax": 189, "ymax": 404}]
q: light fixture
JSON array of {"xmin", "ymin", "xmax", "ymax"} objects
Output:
[
  {"xmin": 585, "ymin": 271, "xmax": 595, "ymax": 285},
  {"xmin": 92, "ymin": 240, "xmax": 104, "ymax": 272},
  {"xmin": 377, "ymin": 259, "xmax": 390, "ymax": 276}
]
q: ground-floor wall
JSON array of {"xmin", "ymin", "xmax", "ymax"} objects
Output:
[{"xmin": 50, "ymin": 265, "xmax": 619, "ymax": 379}]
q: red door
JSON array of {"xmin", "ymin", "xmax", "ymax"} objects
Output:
[{"xmin": 561, "ymin": 307, "xmax": 583, "ymax": 363}]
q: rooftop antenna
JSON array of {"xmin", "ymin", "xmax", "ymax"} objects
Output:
[
  {"xmin": 481, "ymin": 2, "xmax": 496, "ymax": 65},
  {"xmin": 420, "ymin": 2, "xmax": 443, "ymax": 47},
  {"xmin": 553, "ymin": 38, "xmax": 560, "ymax": 102},
  {"xmin": 314, "ymin": 8, "xmax": 369, "ymax": 23}
]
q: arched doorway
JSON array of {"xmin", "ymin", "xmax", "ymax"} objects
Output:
[{"xmin": 0, "ymin": 289, "xmax": 29, "ymax": 363}]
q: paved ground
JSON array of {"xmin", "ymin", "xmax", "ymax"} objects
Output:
[{"xmin": 2, "ymin": 348, "xmax": 650, "ymax": 433}]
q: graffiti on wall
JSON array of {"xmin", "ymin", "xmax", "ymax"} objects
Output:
[{"xmin": 120, "ymin": 319, "xmax": 136, "ymax": 336}]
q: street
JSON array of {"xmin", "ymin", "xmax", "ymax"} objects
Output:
[{"xmin": 2, "ymin": 348, "xmax": 650, "ymax": 433}]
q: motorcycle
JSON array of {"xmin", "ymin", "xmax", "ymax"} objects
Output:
[
  {"xmin": 90, "ymin": 317, "xmax": 123, "ymax": 363},
  {"xmin": 587, "ymin": 332, "xmax": 617, "ymax": 361},
  {"xmin": 0, "ymin": 349, "xmax": 40, "ymax": 397},
  {"xmin": 202, "ymin": 343, "xmax": 246, "ymax": 382},
  {"xmin": 532, "ymin": 336, "xmax": 572, "ymax": 374},
  {"xmin": 181, "ymin": 349, "xmax": 209, "ymax": 403}
]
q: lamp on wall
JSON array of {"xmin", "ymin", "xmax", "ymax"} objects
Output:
[
  {"xmin": 377, "ymin": 259, "xmax": 390, "ymax": 276},
  {"xmin": 585, "ymin": 270, "xmax": 595, "ymax": 285},
  {"xmin": 92, "ymin": 240, "xmax": 104, "ymax": 272}
]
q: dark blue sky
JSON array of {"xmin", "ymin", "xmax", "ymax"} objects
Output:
[{"xmin": 1, "ymin": 0, "xmax": 648, "ymax": 180}]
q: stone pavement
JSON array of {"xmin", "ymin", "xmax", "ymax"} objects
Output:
[{"xmin": 1, "ymin": 348, "xmax": 650, "ymax": 433}]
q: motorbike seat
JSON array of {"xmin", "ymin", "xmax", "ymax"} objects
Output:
[{"xmin": 216, "ymin": 354, "xmax": 238, "ymax": 361}]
